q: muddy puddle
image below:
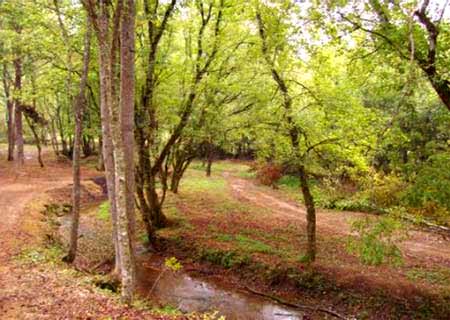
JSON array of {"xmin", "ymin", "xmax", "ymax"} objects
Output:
[{"xmin": 136, "ymin": 253, "xmax": 304, "ymax": 320}]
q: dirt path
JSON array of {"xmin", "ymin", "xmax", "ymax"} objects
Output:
[
  {"xmin": 0, "ymin": 151, "xmax": 157, "ymax": 319},
  {"xmin": 227, "ymin": 175, "xmax": 450, "ymax": 267}
]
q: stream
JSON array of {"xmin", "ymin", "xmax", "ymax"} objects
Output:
[
  {"xmin": 58, "ymin": 212, "xmax": 305, "ymax": 319},
  {"xmin": 136, "ymin": 252, "xmax": 304, "ymax": 320}
]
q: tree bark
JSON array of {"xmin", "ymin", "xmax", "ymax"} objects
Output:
[
  {"xmin": 7, "ymin": 100, "xmax": 15, "ymax": 161},
  {"xmin": 116, "ymin": 0, "xmax": 136, "ymax": 304},
  {"xmin": 13, "ymin": 57, "xmax": 24, "ymax": 166},
  {"xmin": 24, "ymin": 116, "xmax": 44, "ymax": 168},
  {"xmin": 299, "ymin": 165, "xmax": 316, "ymax": 262},
  {"xmin": 2, "ymin": 63, "xmax": 15, "ymax": 161},
  {"xmin": 64, "ymin": 21, "xmax": 91, "ymax": 264},
  {"xmin": 257, "ymin": 10, "xmax": 316, "ymax": 261}
]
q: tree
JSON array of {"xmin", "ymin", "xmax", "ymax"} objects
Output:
[
  {"xmin": 135, "ymin": 0, "xmax": 225, "ymax": 241},
  {"xmin": 329, "ymin": 0, "xmax": 450, "ymax": 112},
  {"xmin": 64, "ymin": 19, "xmax": 92, "ymax": 264},
  {"xmin": 83, "ymin": 0, "xmax": 136, "ymax": 304}
]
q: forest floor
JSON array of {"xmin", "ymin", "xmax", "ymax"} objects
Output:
[
  {"xmin": 0, "ymin": 146, "xmax": 169, "ymax": 319},
  {"xmin": 152, "ymin": 161, "xmax": 450, "ymax": 319},
  {"xmin": 1, "ymin": 146, "xmax": 450, "ymax": 319}
]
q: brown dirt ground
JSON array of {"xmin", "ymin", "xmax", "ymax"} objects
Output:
[
  {"xmin": 155, "ymin": 166, "xmax": 450, "ymax": 319},
  {"xmin": 0, "ymin": 149, "xmax": 165, "ymax": 320}
]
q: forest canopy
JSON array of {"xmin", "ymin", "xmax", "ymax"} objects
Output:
[{"xmin": 1, "ymin": 0, "xmax": 449, "ymax": 316}]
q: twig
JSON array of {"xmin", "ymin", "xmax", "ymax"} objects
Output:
[{"xmin": 243, "ymin": 286, "xmax": 349, "ymax": 320}]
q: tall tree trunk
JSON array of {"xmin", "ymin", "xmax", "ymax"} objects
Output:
[
  {"xmin": 13, "ymin": 57, "xmax": 24, "ymax": 165},
  {"xmin": 97, "ymin": 9, "xmax": 121, "ymax": 278},
  {"xmin": 7, "ymin": 100, "xmax": 15, "ymax": 161},
  {"xmin": 299, "ymin": 165, "xmax": 316, "ymax": 262},
  {"xmin": 2, "ymin": 62, "xmax": 14, "ymax": 161},
  {"xmin": 64, "ymin": 22, "xmax": 91, "ymax": 264},
  {"xmin": 256, "ymin": 10, "xmax": 317, "ymax": 262},
  {"xmin": 116, "ymin": 0, "xmax": 136, "ymax": 304}
]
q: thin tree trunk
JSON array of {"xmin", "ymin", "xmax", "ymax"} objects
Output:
[
  {"xmin": 24, "ymin": 116, "xmax": 44, "ymax": 168},
  {"xmin": 64, "ymin": 21, "xmax": 91, "ymax": 264},
  {"xmin": 7, "ymin": 100, "xmax": 14, "ymax": 161},
  {"xmin": 2, "ymin": 62, "xmax": 14, "ymax": 161},
  {"xmin": 299, "ymin": 165, "xmax": 316, "ymax": 262},
  {"xmin": 256, "ymin": 10, "xmax": 317, "ymax": 261},
  {"xmin": 97, "ymin": 136, "xmax": 105, "ymax": 171},
  {"xmin": 206, "ymin": 144, "xmax": 213, "ymax": 177},
  {"xmin": 49, "ymin": 118, "xmax": 60, "ymax": 156},
  {"xmin": 13, "ymin": 57, "xmax": 24, "ymax": 166}
]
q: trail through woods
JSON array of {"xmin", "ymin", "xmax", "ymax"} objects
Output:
[
  {"xmin": 0, "ymin": 150, "xmax": 158, "ymax": 319},
  {"xmin": 226, "ymin": 174, "xmax": 450, "ymax": 267},
  {"xmin": 0, "ymin": 150, "xmax": 449, "ymax": 318}
]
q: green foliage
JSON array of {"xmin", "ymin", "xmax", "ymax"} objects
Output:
[
  {"xmin": 97, "ymin": 201, "xmax": 110, "ymax": 221},
  {"xmin": 164, "ymin": 257, "xmax": 182, "ymax": 272},
  {"xmin": 347, "ymin": 216, "xmax": 405, "ymax": 266},
  {"xmin": 406, "ymin": 267, "xmax": 450, "ymax": 285},
  {"xmin": 367, "ymin": 174, "xmax": 407, "ymax": 208},
  {"xmin": 151, "ymin": 305, "xmax": 182, "ymax": 316},
  {"xmin": 181, "ymin": 174, "xmax": 227, "ymax": 193},
  {"xmin": 234, "ymin": 234, "xmax": 276, "ymax": 254},
  {"xmin": 214, "ymin": 233, "xmax": 276, "ymax": 254},
  {"xmin": 199, "ymin": 248, "xmax": 251, "ymax": 268},
  {"xmin": 215, "ymin": 233, "xmax": 234, "ymax": 242},
  {"xmin": 18, "ymin": 245, "xmax": 64, "ymax": 266},
  {"xmin": 406, "ymin": 153, "xmax": 450, "ymax": 210},
  {"xmin": 278, "ymin": 175, "xmax": 301, "ymax": 189}
]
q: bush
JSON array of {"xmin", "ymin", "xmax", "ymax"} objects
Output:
[
  {"xmin": 255, "ymin": 163, "xmax": 283, "ymax": 187},
  {"xmin": 405, "ymin": 153, "xmax": 450, "ymax": 210},
  {"xmin": 347, "ymin": 216, "xmax": 405, "ymax": 266},
  {"xmin": 367, "ymin": 173, "xmax": 406, "ymax": 208}
]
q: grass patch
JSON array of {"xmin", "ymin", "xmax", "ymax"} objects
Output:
[
  {"xmin": 97, "ymin": 201, "xmax": 110, "ymax": 221},
  {"xmin": 17, "ymin": 244, "xmax": 65, "ymax": 266},
  {"xmin": 190, "ymin": 160, "xmax": 251, "ymax": 175},
  {"xmin": 278, "ymin": 175, "xmax": 301, "ymax": 189},
  {"xmin": 180, "ymin": 174, "xmax": 227, "ymax": 193},
  {"xmin": 215, "ymin": 233, "xmax": 234, "ymax": 242},
  {"xmin": 235, "ymin": 234, "xmax": 276, "ymax": 254},
  {"xmin": 199, "ymin": 248, "xmax": 251, "ymax": 268},
  {"xmin": 406, "ymin": 268, "xmax": 450, "ymax": 285}
]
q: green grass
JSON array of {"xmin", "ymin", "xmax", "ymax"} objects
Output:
[
  {"xmin": 278, "ymin": 175, "xmax": 301, "ymax": 189},
  {"xmin": 215, "ymin": 233, "xmax": 234, "ymax": 242},
  {"xmin": 235, "ymin": 234, "xmax": 276, "ymax": 254},
  {"xmin": 190, "ymin": 160, "xmax": 251, "ymax": 175},
  {"xmin": 97, "ymin": 201, "xmax": 110, "ymax": 221},
  {"xmin": 406, "ymin": 267, "xmax": 450, "ymax": 285},
  {"xmin": 180, "ymin": 174, "xmax": 227, "ymax": 193},
  {"xmin": 214, "ymin": 233, "xmax": 277, "ymax": 254}
]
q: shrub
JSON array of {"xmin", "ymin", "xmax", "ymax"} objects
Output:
[
  {"xmin": 405, "ymin": 153, "xmax": 450, "ymax": 210},
  {"xmin": 347, "ymin": 216, "xmax": 405, "ymax": 266},
  {"xmin": 256, "ymin": 162, "xmax": 283, "ymax": 187},
  {"xmin": 368, "ymin": 174, "xmax": 406, "ymax": 208},
  {"xmin": 199, "ymin": 248, "xmax": 251, "ymax": 268}
]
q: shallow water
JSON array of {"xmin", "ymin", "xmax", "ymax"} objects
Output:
[
  {"xmin": 137, "ymin": 256, "xmax": 304, "ymax": 320},
  {"xmin": 59, "ymin": 213, "xmax": 304, "ymax": 319}
]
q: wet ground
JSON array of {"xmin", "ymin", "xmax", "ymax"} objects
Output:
[{"xmin": 136, "ymin": 253, "xmax": 304, "ymax": 320}]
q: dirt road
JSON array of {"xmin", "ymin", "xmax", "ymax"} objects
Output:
[
  {"xmin": 227, "ymin": 175, "xmax": 450, "ymax": 267},
  {"xmin": 0, "ymin": 152, "xmax": 156, "ymax": 319}
]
